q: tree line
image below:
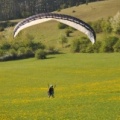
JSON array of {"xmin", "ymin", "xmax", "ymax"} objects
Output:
[{"xmin": 0, "ymin": 0, "xmax": 100, "ymax": 21}]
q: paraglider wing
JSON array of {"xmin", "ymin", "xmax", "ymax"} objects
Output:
[{"xmin": 14, "ymin": 13, "xmax": 96, "ymax": 44}]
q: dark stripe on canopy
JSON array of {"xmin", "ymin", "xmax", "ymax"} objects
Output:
[{"xmin": 14, "ymin": 13, "xmax": 96, "ymax": 41}]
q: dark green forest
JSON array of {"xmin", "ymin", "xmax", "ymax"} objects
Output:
[{"xmin": 0, "ymin": 0, "xmax": 100, "ymax": 21}]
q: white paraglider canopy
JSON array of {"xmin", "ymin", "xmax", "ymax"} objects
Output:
[{"xmin": 14, "ymin": 13, "xmax": 96, "ymax": 44}]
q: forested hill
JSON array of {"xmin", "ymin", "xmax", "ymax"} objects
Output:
[{"xmin": 0, "ymin": 0, "xmax": 100, "ymax": 21}]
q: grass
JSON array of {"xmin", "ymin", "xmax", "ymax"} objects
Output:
[
  {"xmin": 56, "ymin": 0, "xmax": 120, "ymax": 21},
  {"xmin": 0, "ymin": 53, "xmax": 120, "ymax": 120},
  {"xmin": 0, "ymin": 0, "xmax": 120, "ymax": 119}
]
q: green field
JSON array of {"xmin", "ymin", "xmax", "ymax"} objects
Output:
[
  {"xmin": 0, "ymin": 0, "xmax": 120, "ymax": 119},
  {"xmin": 0, "ymin": 53, "xmax": 120, "ymax": 120}
]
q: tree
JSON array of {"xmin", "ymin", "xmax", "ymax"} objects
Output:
[
  {"xmin": 113, "ymin": 39, "xmax": 120, "ymax": 52},
  {"xmin": 91, "ymin": 19, "xmax": 103, "ymax": 33},
  {"xmin": 101, "ymin": 36, "xmax": 118, "ymax": 52},
  {"xmin": 59, "ymin": 35, "xmax": 68, "ymax": 48},
  {"xmin": 79, "ymin": 37, "xmax": 90, "ymax": 53},
  {"xmin": 110, "ymin": 11, "xmax": 120, "ymax": 34},
  {"xmin": 35, "ymin": 49, "xmax": 46, "ymax": 59},
  {"xmin": 65, "ymin": 28, "xmax": 73, "ymax": 37},
  {"xmin": 86, "ymin": 41, "xmax": 102, "ymax": 53},
  {"xmin": 58, "ymin": 23, "xmax": 68, "ymax": 29},
  {"xmin": 101, "ymin": 19, "xmax": 112, "ymax": 33},
  {"xmin": 92, "ymin": 41, "xmax": 102, "ymax": 53},
  {"xmin": 86, "ymin": 0, "xmax": 89, "ymax": 5},
  {"xmin": 71, "ymin": 39, "xmax": 80, "ymax": 53}
]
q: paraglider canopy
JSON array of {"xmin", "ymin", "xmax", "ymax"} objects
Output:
[{"xmin": 14, "ymin": 13, "xmax": 96, "ymax": 44}]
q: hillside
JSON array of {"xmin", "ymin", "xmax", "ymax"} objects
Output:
[
  {"xmin": 1, "ymin": 0, "xmax": 120, "ymax": 51},
  {"xmin": 55, "ymin": 0, "xmax": 120, "ymax": 21}
]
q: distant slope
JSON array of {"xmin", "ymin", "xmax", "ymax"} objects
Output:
[
  {"xmin": 55, "ymin": 0, "xmax": 120, "ymax": 21},
  {"xmin": 1, "ymin": 0, "xmax": 120, "ymax": 49},
  {"xmin": 11, "ymin": 0, "xmax": 120, "ymax": 22}
]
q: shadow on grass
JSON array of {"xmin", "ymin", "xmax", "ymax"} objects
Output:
[
  {"xmin": 46, "ymin": 56, "xmax": 56, "ymax": 59},
  {"xmin": 46, "ymin": 52, "xmax": 65, "ymax": 59}
]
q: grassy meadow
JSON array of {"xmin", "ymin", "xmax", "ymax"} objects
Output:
[{"xmin": 0, "ymin": 53, "xmax": 120, "ymax": 120}]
